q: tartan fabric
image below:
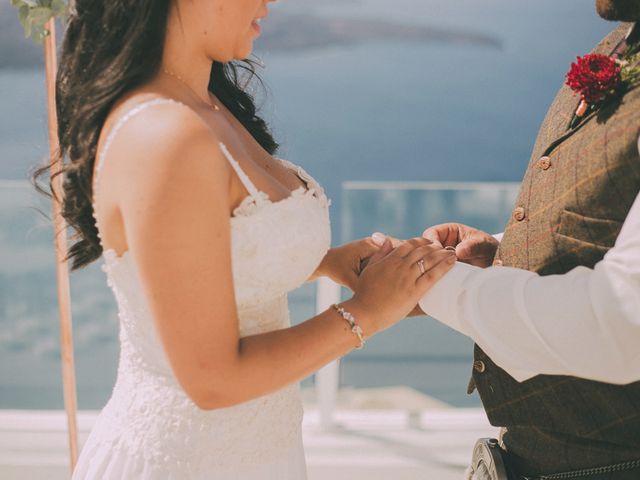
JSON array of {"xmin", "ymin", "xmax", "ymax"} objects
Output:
[{"xmin": 469, "ymin": 23, "xmax": 640, "ymax": 477}]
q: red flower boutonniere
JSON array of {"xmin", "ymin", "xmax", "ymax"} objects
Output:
[
  {"xmin": 566, "ymin": 54, "xmax": 621, "ymax": 110},
  {"xmin": 565, "ymin": 50, "xmax": 640, "ymax": 127}
]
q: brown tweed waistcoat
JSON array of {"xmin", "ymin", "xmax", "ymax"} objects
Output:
[{"xmin": 470, "ymin": 23, "xmax": 640, "ymax": 478}]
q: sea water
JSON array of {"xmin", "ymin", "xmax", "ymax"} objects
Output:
[{"xmin": 0, "ymin": 0, "xmax": 613, "ymax": 408}]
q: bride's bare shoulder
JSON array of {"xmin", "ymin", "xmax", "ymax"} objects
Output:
[
  {"xmin": 98, "ymin": 91, "xmax": 228, "ymax": 175},
  {"xmin": 95, "ymin": 91, "xmax": 232, "ymax": 225},
  {"xmin": 101, "ymin": 92, "xmax": 216, "ymax": 149}
]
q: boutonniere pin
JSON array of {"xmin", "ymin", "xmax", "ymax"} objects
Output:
[{"xmin": 565, "ymin": 51, "xmax": 640, "ymax": 128}]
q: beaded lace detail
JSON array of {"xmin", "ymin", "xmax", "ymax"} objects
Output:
[
  {"xmin": 76, "ymin": 98, "xmax": 331, "ymax": 478},
  {"xmin": 227, "ymin": 150, "xmax": 331, "ymax": 217}
]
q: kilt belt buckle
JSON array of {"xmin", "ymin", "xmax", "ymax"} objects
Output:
[{"xmin": 469, "ymin": 438, "xmax": 509, "ymax": 480}]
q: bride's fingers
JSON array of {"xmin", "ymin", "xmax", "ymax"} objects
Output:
[
  {"xmin": 390, "ymin": 237, "xmax": 432, "ymax": 259},
  {"xmin": 408, "ymin": 248, "xmax": 455, "ymax": 278},
  {"xmin": 371, "ymin": 232, "xmax": 403, "ymax": 248},
  {"xmin": 365, "ymin": 238, "xmax": 394, "ymax": 267},
  {"xmin": 403, "ymin": 243, "xmax": 446, "ymax": 264},
  {"xmin": 415, "ymin": 250, "xmax": 457, "ymax": 288},
  {"xmin": 389, "ymin": 237, "xmax": 404, "ymax": 248},
  {"xmin": 357, "ymin": 238, "xmax": 385, "ymax": 272},
  {"xmin": 367, "ymin": 237, "xmax": 432, "ymax": 271},
  {"xmin": 359, "ymin": 237, "xmax": 384, "ymax": 258}
]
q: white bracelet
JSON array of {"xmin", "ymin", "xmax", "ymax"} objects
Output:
[{"xmin": 331, "ymin": 303, "xmax": 365, "ymax": 349}]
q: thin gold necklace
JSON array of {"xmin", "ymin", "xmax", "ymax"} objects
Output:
[{"xmin": 161, "ymin": 68, "xmax": 220, "ymax": 111}]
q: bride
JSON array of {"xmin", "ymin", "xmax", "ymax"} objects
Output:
[{"xmin": 36, "ymin": 0, "xmax": 456, "ymax": 477}]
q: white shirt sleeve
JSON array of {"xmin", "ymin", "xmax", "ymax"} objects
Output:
[{"xmin": 419, "ymin": 189, "xmax": 640, "ymax": 385}]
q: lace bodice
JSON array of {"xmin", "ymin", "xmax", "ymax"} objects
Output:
[{"xmin": 75, "ymin": 98, "xmax": 331, "ymax": 478}]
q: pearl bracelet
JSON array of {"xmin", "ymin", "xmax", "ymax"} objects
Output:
[{"xmin": 331, "ymin": 303, "xmax": 366, "ymax": 349}]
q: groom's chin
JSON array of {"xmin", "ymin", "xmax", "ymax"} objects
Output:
[{"xmin": 596, "ymin": 0, "xmax": 640, "ymax": 21}]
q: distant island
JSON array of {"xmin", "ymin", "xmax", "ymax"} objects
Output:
[
  {"xmin": 258, "ymin": 13, "xmax": 502, "ymax": 52},
  {"xmin": 0, "ymin": 3, "xmax": 501, "ymax": 69}
]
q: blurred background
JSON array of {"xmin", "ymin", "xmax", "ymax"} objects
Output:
[{"xmin": 0, "ymin": 0, "xmax": 616, "ymax": 477}]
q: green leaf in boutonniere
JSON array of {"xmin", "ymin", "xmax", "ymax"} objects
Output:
[
  {"xmin": 619, "ymin": 52, "xmax": 640, "ymax": 88},
  {"xmin": 10, "ymin": 0, "xmax": 70, "ymax": 45}
]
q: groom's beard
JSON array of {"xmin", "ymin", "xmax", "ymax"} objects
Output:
[{"xmin": 596, "ymin": 0, "xmax": 640, "ymax": 21}]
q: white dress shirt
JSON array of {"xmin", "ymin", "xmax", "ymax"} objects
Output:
[{"xmin": 418, "ymin": 136, "xmax": 640, "ymax": 385}]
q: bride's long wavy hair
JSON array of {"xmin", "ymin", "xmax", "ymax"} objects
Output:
[{"xmin": 31, "ymin": 0, "xmax": 278, "ymax": 272}]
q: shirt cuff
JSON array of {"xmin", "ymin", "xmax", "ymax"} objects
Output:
[{"xmin": 418, "ymin": 261, "xmax": 480, "ymax": 334}]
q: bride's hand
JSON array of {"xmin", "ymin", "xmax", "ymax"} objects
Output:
[
  {"xmin": 363, "ymin": 234, "xmax": 432, "ymax": 317},
  {"xmin": 311, "ymin": 237, "xmax": 382, "ymax": 290},
  {"xmin": 347, "ymin": 237, "xmax": 456, "ymax": 335},
  {"xmin": 365, "ymin": 234, "xmax": 449, "ymax": 317},
  {"xmin": 362, "ymin": 232, "xmax": 438, "ymax": 317}
]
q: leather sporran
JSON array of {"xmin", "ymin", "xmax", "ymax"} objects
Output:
[{"xmin": 465, "ymin": 438, "xmax": 509, "ymax": 480}]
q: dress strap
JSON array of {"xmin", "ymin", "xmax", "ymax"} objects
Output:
[
  {"xmin": 92, "ymin": 97, "xmax": 191, "ymax": 252},
  {"xmin": 92, "ymin": 97, "xmax": 188, "ymax": 205},
  {"xmin": 217, "ymin": 142, "xmax": 265, "ymax": 205}
]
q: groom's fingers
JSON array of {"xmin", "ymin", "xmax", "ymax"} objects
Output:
[
  {"xmin": 422, "ymin": 223, "xmax": 462, "ymax": 248},
  {"xmin": 421, "ymin": 227, "xmax": 442, "ymax": 246},
  {"xmin": 456, "ymin": 240, "xmax": 489, "ymax": 260},
  {"xmin": 456, "ymin": 235, "xmax": 499, "ymax": 266}
]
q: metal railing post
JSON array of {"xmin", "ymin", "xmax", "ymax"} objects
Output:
[{"xmin": 314, "ymin": 277, "xmax": 342, "ymax": 430}]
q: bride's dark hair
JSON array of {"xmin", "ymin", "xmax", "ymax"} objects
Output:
[{"xmin": 31, "ymin": 0, "xmax": 278, "ymax": 272}]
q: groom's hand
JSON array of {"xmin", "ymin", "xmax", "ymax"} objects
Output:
[{"xmin": 422, "ymin": 223, "xmax": 499, "ymax": 268}]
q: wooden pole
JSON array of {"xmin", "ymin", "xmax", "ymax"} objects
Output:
[{"xmin": 43, "ymin": 16, "xmax": 80, "ymax": 470}]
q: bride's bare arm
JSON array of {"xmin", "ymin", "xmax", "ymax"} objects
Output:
[{"xmin": 114, "ymin": 104, "xmax": 455, "ymax": 410}]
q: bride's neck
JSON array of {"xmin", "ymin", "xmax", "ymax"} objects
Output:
[{"xmin": 161, "ymin": 32, "xmax": 213, "ymax": 103}]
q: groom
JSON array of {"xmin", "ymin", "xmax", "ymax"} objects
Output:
[{"xmin": 417, "ymin": 1, "xmax": 640, "ymax": 479}]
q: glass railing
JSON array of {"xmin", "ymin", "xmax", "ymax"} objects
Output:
[
  {"xmin": 0, "ymin": 180, "xmax": 120, "ymax": 409},
  {"xmin": 0, "ymin": 180, "xmax": 519, "ymax": 410},
  {"xmin": 336, "ymin": 181, "xmax": 520, "ymax": 407}
]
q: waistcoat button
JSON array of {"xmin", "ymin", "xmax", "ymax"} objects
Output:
[
  {"xmin": 538, "ymin": 156, "xmax": 552, "ymax": 170},
  {"xmin": 473, "ymin": 360, "xmax": 486, "ymax": 373},
  {"xmin": 513, "ymin": 207, "xmax": 526, "ymax": 222}
]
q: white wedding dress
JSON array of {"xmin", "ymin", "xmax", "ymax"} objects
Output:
[{"xmin": 72, "ymin": 98, "xmax": 331, "ymax": 479}]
